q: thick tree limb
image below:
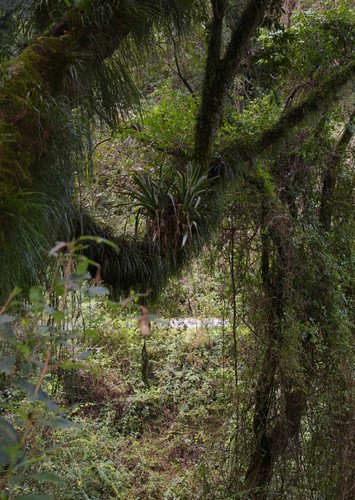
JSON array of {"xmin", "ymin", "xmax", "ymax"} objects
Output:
[
  {"xmin": 224, "ymin": 60, "xmax": 355, "ymax": 164},
  {"xmin": 0, "ymin": 0, "xmax": 201, "ymax": 301},
  {"xmin": 195, "ymin": 0, "xmax": 271, "ymax": 167},
  {"xmin": 77, "ymin": 65, "xmax": 355, "ymax": 297},
  {"xmin": 73, "ymin": 212, "xmax": 190, "ymax": 299},
  {"xmin": 0, "ymin": 0, "xmax": 197, "ymax": 188}
]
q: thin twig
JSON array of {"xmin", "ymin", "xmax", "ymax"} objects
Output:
[{"xmin": 168, "ymin": 28, "xmax": 195, "ymax": 95}]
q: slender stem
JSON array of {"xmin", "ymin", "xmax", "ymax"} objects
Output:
[
  {"xmin": 0, "ymin": 348, "xmax": 51, "ymax": 492},
  {"xmin": 229, "ymin": 227, "xmax": 238, "ymax": 388}
]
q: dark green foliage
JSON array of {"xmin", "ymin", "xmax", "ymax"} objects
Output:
[
  {"xmin": 0, "ymin": 0, "xmax": 208, "ymax": 302},
  {"xmin": 195, "ymin": 0, "xmax": 273, "ymax": 167},
  {"xmin": 73, "ymin": 212, "xmax": 171, "ymax": 299},
  {"xmin": 0, "ymin": 1, "xmax": 354, "ymax": 497}
]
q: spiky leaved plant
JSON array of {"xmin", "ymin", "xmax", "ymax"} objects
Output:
[
  {"xmin": 127, "ymin": 162, "xmax": 215, "ymax": 255},
  {"xmin": 173, "ymin": 162, "xmax": 214, "ymax": 248},
  {"xmin": 128, "ymin": 166, "xmax": 174, "ymax": 252}
]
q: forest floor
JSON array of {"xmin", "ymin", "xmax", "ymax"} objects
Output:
[{"xmin": 15, "ymin": 314, "xmax": 237, "ymax": 499}]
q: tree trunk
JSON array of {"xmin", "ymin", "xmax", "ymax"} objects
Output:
[
  {"xmin": 195, "ymin": 0, "xmax": 271, "ymax": 168},
  {"xmin": 319, "ymin": 111, "xmax": 354, "ymax": 231},
  {"xmin": 244, "ymin": 202, "xmax": 286, "ymax": 496}
]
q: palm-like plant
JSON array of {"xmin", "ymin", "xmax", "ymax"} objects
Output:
[
  {"xmin": 173, "ymin": 163, "xmax": 213, "ymax": 247},
  {"xmin": 127, "ymin": 162, "xmax": 215, "ymax": 254},
  {"xmin": 128, "ymin": 167, "xmax": 174, "ymax": 251}
]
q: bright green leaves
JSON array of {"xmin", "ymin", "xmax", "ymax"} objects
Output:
[
  {"xmin": 0, "ymin": 236, "xmax": 118, "ymax": 495},
  {"xmin": 220, "ymin": 93, "xmax": 281, "ymax": 154},
  {"xmin": 28, "ymin": 472, "xmax": 65, "ymax": 485},
  {"xmin": 256, "ymin": 5, "xmax": 354, "ymax": 85},
  {"xmin": 29, "ymin": 287, "xmax": 46, "ymax": 310},
  {"xmin": 15, "ymin": 381, "xmax": 59, "ymax": 412},
  {"xmin": 138, "ymin": 83, "xmax": 197, "ymax": 155}
]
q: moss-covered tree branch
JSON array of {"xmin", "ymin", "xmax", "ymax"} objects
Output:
[
  {"xmin": 223, "ymin": 60, "xmax": 355, "ymax": 163},
  {"xmin": 77, "ymin": 64, "xmax": 354, "ymax": 298},
  {"xmin": 0, "ymin": 0, "xmax": 201, "ymax": 187},
  {"xmin": 195, "ymin": 0, "xmax": 271, "ymax": 167},
  {"xmin": 0, "ymin": 0, "xmax": 203, "ymax": 301}
]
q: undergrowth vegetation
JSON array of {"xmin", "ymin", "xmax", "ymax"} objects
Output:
[
  {"xmin": 0, "ymin": 243, "xmax": 238, "ymax": 499},
  {"xmin": 0, "ymin": 0, "xmax": 354, "ymax": 498}
]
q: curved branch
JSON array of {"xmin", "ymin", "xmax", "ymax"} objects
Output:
[
  {"xmin": 78, "ymin": 65, "xmax": 355, "ymax": 297},
  {"xmin": 0, "ymin": 0, "xmax": 202, "ymax": 301},
  {"xmin": 73, "ymin": 213, "xmax": 188, "ymax": 299},
  {"xmin": 0, "ymin": 0, "xmax": 199, "ymax": 188}
]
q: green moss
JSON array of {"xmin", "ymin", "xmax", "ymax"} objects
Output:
[
  {"xmin": 0, "ymin": 35, "xmax": 73, "ymax": 187},
  {"xmin": 0, "ymin": 34, "xmax": 77, "ymax": 298},
  {"xmin": 5, "ymin": 35, "xmax": 72, "ymax": 95}
]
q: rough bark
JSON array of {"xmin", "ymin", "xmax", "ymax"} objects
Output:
[
  {"xmin": 244, "ymin": 200, "xmax": 288, "ymax": 497},
  {"xmin": 242, "ymin": 109, "xmax": 354, "ymax": 495}
]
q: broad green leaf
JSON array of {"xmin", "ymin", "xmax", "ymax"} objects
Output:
[
  {"xmin": 0, "ymin": 322, "xmax": 15, "ymax": 339},
  {"xmin": 53, "ymin": 310, "xmax": 65, "ymax": 324},
  {"xmin": 0, "ymin": 314, "xmax": 15, "ymax": 324},
  {"xmin": 37, "ymin": 326, "xmax": 50, "ymax": 334},
  {"xmin": 29, "ymin": 287, "xmax": 45, "ymax": 304},
  {"xmin": 0, "ymin": 314, "xmax": 15, "ymax": 339},
  {"xmin": 0, "ymin": 417, "xmax": 19, "ymax": 466},
  {"xmin": 15, "ymin": 381, "xmax": 59, "ymax": 412},
  {"xmin": 40, "ymin": 417, "xmax": 76, "ymax": 429},
  {"xmin": 76, "ymin": 258, "xmax": 89, "ymax": 275},
  {"xmin": 0, "ymin": 355, "xmax": 15, "ymax": 374},
  {"xmin": 78, "ymin": 350, "xmax": 94, "ymax": 360},
  {"xmin": 19, "ymin": 343, "xmax": 31, "ymax": 359},
  {"xmin": 85, "ymin": 286, "xmax": 109, "ymax": 296},
  {"xmin": 60, "ymin": 362, "xmax": 93, "ymax": 371}
]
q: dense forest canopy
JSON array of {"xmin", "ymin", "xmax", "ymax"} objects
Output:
[{"xmin": 0, "ymin": 0, "xmax": 354, "ymax": 498}]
